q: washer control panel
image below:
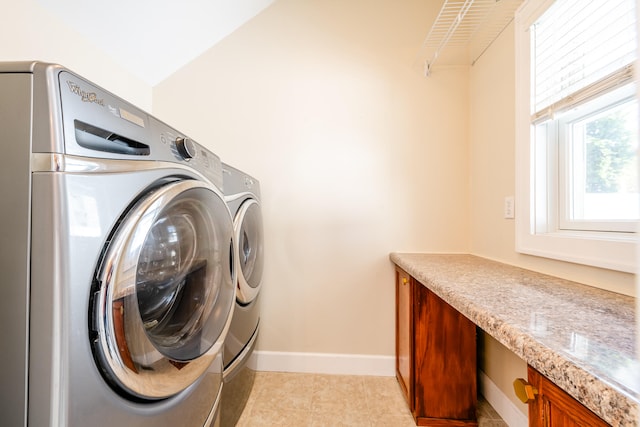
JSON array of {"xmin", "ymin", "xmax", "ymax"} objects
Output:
[
  {"xmin": 57, "ymin": 67, "xmax": 224, "ymax": 189},
  {"xmin": 156, "ymin": 125, "xmax": 223, "ymax": 188}
]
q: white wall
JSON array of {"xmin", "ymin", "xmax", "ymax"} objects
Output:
[
  {"xmin": 1, "ymin": 0, "xmax": 151, "ymax": 110},
  {"xmin": 153, "ymin": 0, "xmax": 469, "ymax": 357}
]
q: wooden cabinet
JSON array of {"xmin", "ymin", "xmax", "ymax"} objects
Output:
[
  {"xmin": 527, "ymin": 366, "xmax": 609, "ymax": 427},
  {"xmin": 395, "ymin": 267, "xmax": 477, "ymax": 426},
  {"xmin": 396, "ymin": 268, "xmax": 413, "ymax": 402}
]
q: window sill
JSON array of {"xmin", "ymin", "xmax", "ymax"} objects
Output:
[{"xmin": 515, "ymin": 228, "xmax": 636, "ymax": 273}]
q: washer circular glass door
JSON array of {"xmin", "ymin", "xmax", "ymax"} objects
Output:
[
  {"xmin": 234, "ymin": 198, "xmax": 264, "ymax": 304},
  {"xmin": 92, "ymin": 178, "xmax": 235, "ymax": 400}
]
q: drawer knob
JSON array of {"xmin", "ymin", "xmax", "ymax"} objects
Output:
[{"xmin": 513, "ymin": 378, "xmax": 538, "ymax": 403}]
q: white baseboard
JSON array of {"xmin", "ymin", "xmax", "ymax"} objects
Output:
[
  {"xmin": 247, "ymin": 350, "xmax": 395, "ymax": 377},
  {"xmin": 479, "ymin": 370, "xmax": 528, "ymax": 427}
]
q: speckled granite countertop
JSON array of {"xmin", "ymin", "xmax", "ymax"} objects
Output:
[{"xmin": 390, "ymin": 253, "xmax": 638, "ymax": 427}]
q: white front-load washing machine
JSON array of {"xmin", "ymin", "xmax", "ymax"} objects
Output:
[{"xmin": 0, "ymin": 62, "xmax": 235, "ymax": 426}]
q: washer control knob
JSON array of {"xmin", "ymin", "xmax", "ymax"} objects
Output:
[{"xmin": 175, "ymin": 137, "xmax": 197, "ymax": 160}]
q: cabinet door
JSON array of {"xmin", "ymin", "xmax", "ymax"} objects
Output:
[
  {"xmin": 395, "ymin": 268, "xmax": 413, "ymax": 408},
  {"xmin": 528, "ymin": 366, "xmax": 609, "ymax": 427},
  {"xmin": 414, "ymin": 287, "xmax": 477, "ymax": 423}
]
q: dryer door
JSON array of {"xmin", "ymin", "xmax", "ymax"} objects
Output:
[
  {"xmin": 234, "ymin": 198, "xmax": 264, "ymax": 304},
  {"xmin": 92, "ymin": 179, "xmax": 235, "ymax": 400}
]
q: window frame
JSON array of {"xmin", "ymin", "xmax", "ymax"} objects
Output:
[{"xmin": 515, "ymin": 0, "xmax": 637, "ymax": 273}]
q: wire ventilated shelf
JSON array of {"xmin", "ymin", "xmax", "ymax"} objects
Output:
[{"xmin": 418, "ymin": 0, "xmax": 524, "ymax": 76}]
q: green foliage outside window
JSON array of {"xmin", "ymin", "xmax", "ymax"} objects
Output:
[{"xmin": 585, "ymin": 109, "xmax": 638, "ymax": 193}]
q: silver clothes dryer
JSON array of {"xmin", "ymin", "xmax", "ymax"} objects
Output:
[
  {"xmin": 0, "ymin": 62, "xmax": 235, "ymax": 427},
  {"xmin": 221, "ymin": 163, "xmax": 264, "ymax": 381}
]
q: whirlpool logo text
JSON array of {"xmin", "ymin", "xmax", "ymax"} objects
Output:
[{"xmin": 67, "ymin": 80, "xmax": 104, "ymax": 106}]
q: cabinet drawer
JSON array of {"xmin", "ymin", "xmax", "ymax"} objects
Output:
[{"xmin": 528, "ymin": 366, "xmax": 609, "ymax": 427}]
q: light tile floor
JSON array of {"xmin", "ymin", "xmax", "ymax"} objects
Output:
[{"xmin": 221, "ymin": 368, "xmax": 508, "ymax": 427}]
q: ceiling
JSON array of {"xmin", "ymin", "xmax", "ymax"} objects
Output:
[{"xmin": 36, "ymin": 0, "xmax": 275, "ymax": 86}]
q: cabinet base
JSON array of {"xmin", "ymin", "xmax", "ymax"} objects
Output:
[{"xmin": 415, "ymin": 417, "xmax": 478, "ymax": 426}]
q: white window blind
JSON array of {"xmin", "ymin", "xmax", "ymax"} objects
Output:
[{"xmin": 531, "ymin": 0, "xmax": 636, "ymax": 122}]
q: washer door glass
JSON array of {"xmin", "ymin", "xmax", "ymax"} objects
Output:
[
  {"xmin": 235, "ymin": 198, "xmax": 264, "ymax": 304},
  {"xmin": 93, "ymin": 179, "xmax": 235, "ymax": 400}
]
